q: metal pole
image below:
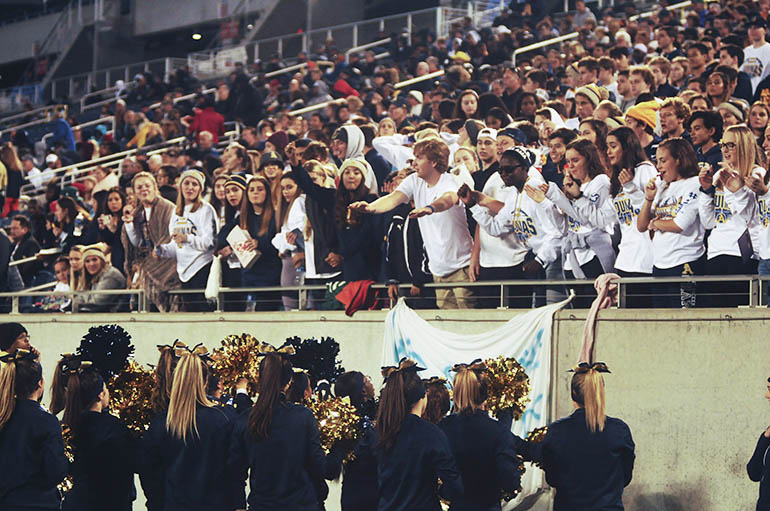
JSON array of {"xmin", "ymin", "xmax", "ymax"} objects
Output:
[
  {"xmin": 407, "ymin": 14, "xmax": 412, "ymax": 46},
  {"xmin": 353, "ymin": 24, "xmax": 358, "ymax": 50},
  {"xmin": 307, "ymin": 0, "xmax": 312, "ymax": 40}
]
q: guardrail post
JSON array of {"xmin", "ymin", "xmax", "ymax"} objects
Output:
[
  {"xmin": 11, "ymin": 296, "xmax": 19, "ymax": 314},
  {"xmin": 407, "ymin": 14, "xmax": 412, "ymax": 45},
  {"xmin": 436, "ymin": 8, "xmax": 443, "ymax": 38},
  {"xmin": 298, "ymin": 288, "xmax": 305, "ymax": 310},
  {"xmin": 353, "ymin": 25, "xmax": 358, "ymax": 50},
  {"xmin": 215, "ymin": 292, "xmax": 223, "ymax": 313},
  {"xmin": 278, "ymin": 38, "xmax": 283, "ymax": 58},
  {"xmin": 750, "ymin": 278, "xmax": 759, "ymax": 308},
  {"xmin": 164, "ymin": 58, "xmax": 171, "ymax": 83},
  {"xmin": 379, "ymin": 19, "xmax": 385, "ymax": 32},
  {"xmin": 617, "ymin": 280, "xmax": 626, "ymax": 308}
]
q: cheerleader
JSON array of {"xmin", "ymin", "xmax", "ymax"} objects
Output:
[
  {"xmin": 228, "ymin": 352, "xmax": 341, "ymax": 510},
  {"xmin": 699, "ymin": 124, "xmax": 765, "ymax": 306},
  {"xmin": 155, "ymin": 169, "xmax": 219, "ymax": 312},
  {"xmin": 637, "ymin": 138, "xmax": 705, "ymax": 308},
  {"xmin": 363, "ymin": 358, "xmax": 463, "ymax": 510},
  {"xmin": 543, "ymin": 138, "xmax": 615, "ymax": 307},
  {"xmin": 747, "ymin": 377, "xmax": 770, "ymax": 510},
  {"xmin": 143, "ymin": 344, "xmax": 238, "ymax": 511},
  {"xmin": 60, "ymin": 361, "xmax": 137, "ymax": 511},
  {"xmin": 0, "ymin": 350, "xmax": 68, "ymax": 511},
  {"xmin": 423, "ymin": 377, "xmax": 450, "ymax": 424},
  {"xmin": 536, "ymin": 362, "xmax": 634, "ymax": 510},
  {"xmin": 331, "ymin": 371, "xmax": 378, "ymax": 511},
  {"xmin": 438, "ymin": 360, "xmax": 521, "ymax": 511}
]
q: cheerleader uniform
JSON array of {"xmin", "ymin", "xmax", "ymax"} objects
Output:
[
  {"xmin": 63, "ymin": 411, "xmax": 138, "ymax": 511},
  {"xmin": 538, "ymin": 408, "xmax": 635, "ymax": 511},
  {"xmin": 438, "ymin": 410, "xmax": 521, "ymax": 511},
  {"xmin": 360, "ymin": 413, "xmax": 463, "ymax": 511},
  {"xmin": 142, "ymin": 405, "xmax": 239, "ymax": 511},
  {"xmin": 0, "ymin": 399, "xmax": 68, "ymax": 511},
  {"xmin": 748, "ymin": 432, "xmax": 770, "ymax": 510}
]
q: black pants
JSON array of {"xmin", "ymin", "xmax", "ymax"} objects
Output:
[
  {"xmin": 180, "ymin": 262, "xmax": 213, "ymax": 312},
  {"xmin": 564, "ymin": 257, "xmax": 605, "ymax": 309},
  {"xmin": 478, "ymin": 262, "xmax": 540, "ymax": 309},
  {"xmin": 702, "ymin": 254, "xmax": 756, "ymax": 307},
  {"xmin": 652, "ymin": 256, "xmax": 706, "ymax": 308},
  {"xmin": 616, "ymin": 270, "xmax": 652, "ymax": 309}
]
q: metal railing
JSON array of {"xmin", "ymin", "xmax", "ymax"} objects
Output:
[
  {"xmin": 629, "ymin": 0, "xmax": 692, "ymax": 21},
  {"xmin": 80, "ymin": 84, "xmax": 126, "ymax": 111},
  {"xmin": 289, "ymin": 98, "xmax": 347, "ymax": 116},
  {"xmin": 41, "ymin": 114, "xmax": 115, "ymax": 147},
  {"xmin": 394, "ymin": 70, "xmax": 445, "ymax": 89},
  {"xmin": 0, "ymin": 105, "xmax": 67, "ymax": 137},
  {"xmin": 1, "ymin": 275, "xmax": 768, "ymax": 315},
  {"xmin": 263, "ymin": 61, "xmax": 334, "ymax": 79},
  {"xmin": 0, "ymin": 102, "xmax": 58, "ymax": 128}
]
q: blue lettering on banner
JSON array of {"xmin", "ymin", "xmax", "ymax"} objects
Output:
[
  {"xmin": 521, "ymin": 393, "xmax": 544, "ymax": 432},
  {"xmin": 519, "ymin": 329, "xmax": 544, "ymax": 372}
]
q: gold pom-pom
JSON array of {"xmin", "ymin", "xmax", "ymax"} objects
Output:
[
  {"xmin": 307, "ymin": 396, "xmax": 362, "ymax": 463},
  {"xmin": 526, "ymin": 426, "xmax": 548, "ymax": 444},
  {"xmin": 211, "ymin": 334, "xmax": 265, "ymax": 396},
  {"xmin": 57, "ymin": 425, "xmax": 74, "ymax": 495},
  {"xmin": 107, "ymin": 360, "xmax": 155, "ymax": 435},
  {"xmin": 484, "ymin": 356, "xmax": 531, "ymax": 420}
]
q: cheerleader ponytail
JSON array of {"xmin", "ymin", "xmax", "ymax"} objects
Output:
[
  {"xmin": 0, "ymin": 350, "xmax": 43, "ymax": 433},
  {"xmin": 248, "ymin": 352, "xmax": 293, "ymax": 440},
  {"xmin": 152, "ymin": 341, "xmax": 184, "ymax": 413},
  {"xmin": 376, "ymin": 358, "xmax": 426, "ymax": 452},
  {"xmin": 570, "ymin": 362, "xmax": 609, "ymax": 433},
  {"xmin": 166, "ymin": 344, "xmax": 212, "ymax": 443},
  {"xmin": 61, "ymin": 363, "xmax": 105, "ymax": 439},
  {"xmin": 451, "ymin": 359, "xmax": 488, "ymax": 415}
]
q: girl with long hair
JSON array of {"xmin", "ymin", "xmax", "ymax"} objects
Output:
[
  {"xmin": 706, "ymin": 71, "xmax": 731, "ymax": 107},
  {"xmin": 272, "ymin": 171, "xmax": 305, "ymax": 310},
  {"xmin": 68, "ymin": 245, "xmax": 86, "ymax": 291},
  {"xmin": 0, "ymin": 350, "xmax": 68, "ymax": 510},
  {"xmin": 96, "ymin": 187, "xmax": 126, "ymax": 273},
  {"xmin": 60, "ymin": 361, "xmax": 136, "ymax": 511},
  {"xmin": 438, "ymin": 361, "xmax": 522, "ymax": 511},
  {"xmin": 366, "ymin": 358, "xmax": 462, "ymax": 509},
  {"xmin": 423, "ymin": 377, "xmax": 450, "ymax": 424},
  {"xmin": 698, "ymin": 124, "xmax": 765, "ymax": 306},
  {"xmin": 74, "ymin": 243, "xmax": 127, "ymax": 312},
  {"xmin": 229, "ymin": 352, "xmax": 339, "ymax": 509},
  {"xmin": 238, "ymin": 175, "xmax": 282, "ymax": 311},
  {"xmin": 561, "ymin": 127, "xmax": 657, "ymax": 307},
  {"xmin": 750, "ymin": 102, "xmax": 770, "ymax": 146},
  {"xmin": 638, "ymin": 138, "xmax": 705, "ymax": 308},
  {"xmin": 536, "ymin": 362, "xmax": 634, "ymax": 510},
  {"xmin": 329, "ymin": 371, "xmax": 378, "ymax": 511},
  {"xmin": 543, "ymin": 137, "xmax": 615, "ymax": 307},
  {"xmin": 0, "ymin": 143, "xmax": 23, "ymax": 217},
  {"xmin": 156, "ymin": 169, "xmax": 219, "ymax": 312},
  {"xmin": 210, "ymin": 174, "xmax": 229, "ymax": 226},
  {"xmin": 578, "ymin": 118, "xmax": 611, "ymax": 174},
  {"xmin": 453, "ymin": 89, "xmax": 481, "ymax": 121},
  {"xmin": 143, "ymin": 344, "xmax": 237, "ymax": 511},
  {"xmin": 150, "ymin": 340, "xmax": 185, "ymax": 413},
  {"xmin": 216, "ymin": 174, "xmax": 248, "ymax": 311}
]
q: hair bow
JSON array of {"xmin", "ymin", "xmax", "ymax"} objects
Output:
[
  {"xmin": 174, "ymin": 342, "xmax": 211, "ymax": 360},
  {"xmin": 381, "ymin": 357, "xmax": 426, "ymax": 382},
  {"xmin": 0, "ymin": 349, "xmax": 37, "ymax": 364},
  {"xmin": 158, "ymin": 340, "xmax": 187, "ymax": 355},
  {"xmin": 257, "ymin": 342, "xmax": 296, "ymax": 357},
  {"xmin": 422, "ymin": 376, "xmax": 448, "ymax": 385},
  {"xmin": 59, "ymin": 353, "xmax": 93, "ymax": 375},
  {"xmin": 451, "ymin": 358, "xmax": 486, "ymax": 373},
  {"xmin": 569, "ymin": 362, "xmax": 611, "ymax": 374}
]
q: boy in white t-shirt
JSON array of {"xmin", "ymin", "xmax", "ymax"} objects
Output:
[
  {"xmin": 742, "ymin": 17, "xmax": 770, "ymax": 94},
  {"xmin": 349, "ymin": 138, "xmax": 475, "ymax": 309}
]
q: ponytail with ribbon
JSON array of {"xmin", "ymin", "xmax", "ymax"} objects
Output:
[
  {"xmin": 0, "ymin": 349, "xmax": 42, "ymax": 432},
  {"xmin": 569, "ymin": 361, "xmax": 610, "ymax": 433},
  {"xmin": 376, "ymin": 358, "xmax": 426, "ymax": 452},
  {"xmin": 451, "ymin": 358, "xmax": 489, "ymax": 415}
]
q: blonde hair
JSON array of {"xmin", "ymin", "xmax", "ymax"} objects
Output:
[
  {"xmin": 165, "ymin": 351, "xmax": 213, "ymax": 443},
  {"xmin": 451, "ymin": 366, "xmax": 488, "ymax": 415},
  {"xmin": 725, "ymin": 124, "xmax": 757, "ymax": 179},
  {"xmin": 0, "ymin": 361, "xmax": 17, "ymax": 432},
  {"xmin": 69, "ymin": 245, "xmax": 86, "ymax": 291},
  {"xmin": 175, "ymin": 175, "xmax": 204, "ymax": 216},
  {"xmin": 571, "ymin": 369, "xmax": 606, "ymax": 433}
]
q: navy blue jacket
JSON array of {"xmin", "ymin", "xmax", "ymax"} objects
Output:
[
  {"xmin": 438, "ymin": 410, "xmax": 521, "ymax": 511},
  {"xmin": 365, "ymin": 149, "xmax": 393, "ymax": 192},
  {"xmin": 241, "ymin": 212, "xmax": 282, "ymax": 286},
  {"xmin": 361, "ymin": 413, "xmax": 463, "ymax": 511},
  {"xmin": 696, "ymin": 143, "xmax": 722, "ymax": 175},
  {"xmin": 0, "ymin": 399, "xmax": 68, "ymax": 511},
  {"xmin": 63, "ymin": 411, "xmax": 137, "ymax": 511},
  {"xmin": 748, "ymin": 432, "xmax": 770, "ymax": 510},
  {"xmin": 539, "ymin": 408, "xmax": 634, "ymax": 511},
  {"xmin": 142, "ymin": 405, "xmax": 240, "ymax": 511},
  {"xmin": 228, "ymin": 399, "xmax": 341, "ymax": 510},
  {"xmin": 326, "ymin": 421, "xmax": 379, "ymax": 511}
]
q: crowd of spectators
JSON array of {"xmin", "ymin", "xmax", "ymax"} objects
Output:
[{"xmin": 1, "ymin": 0, "xmax": 770, "ymax": 311}]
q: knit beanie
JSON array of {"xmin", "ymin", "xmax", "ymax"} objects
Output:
[
  {"xmin": 575, "ymin": 84, "xmax": 609, "ymax": 108},
  {"xmin": 625, "ymin": 101, "xmax": 659, "ymax": 130},
  {"xmin": 0, "ymin": 323, "xmax": 27, "ymax": 351}
]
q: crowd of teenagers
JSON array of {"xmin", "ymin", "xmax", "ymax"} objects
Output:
[
  {"xmin": 0, "ymin": 322, "xmax": 639, "ymax": 511},
  {"xmin": 7, "ymin": 1, "xmax": 770, "ymax": 309}
]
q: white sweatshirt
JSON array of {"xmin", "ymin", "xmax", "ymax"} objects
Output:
[
  {"xmin": 158, "ymin": 202, "xmax": 219, "ymax": 282},
  {"xmin": 650, "ymin": 176, "xmax": 705, "ymax": 269},
  {"xmin": 478, "ymin": 172, "xmax": 528, "ymax": 268}
]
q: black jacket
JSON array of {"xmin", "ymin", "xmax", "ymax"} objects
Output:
[
  {"xmin": 293, "ymin": 163, "xmax": 340, "ymax": 275},
  {"xmin": 326, "ymin": 420, "xmax": 379, "ymax": 511},
  {"xmin": 11, "ymin": 232, "xmax": 41, "ymax": 287},
  {"xmin": 228, "ymin": 399, "xmax": 342, "ymax": 510},
  {"xmin": 438, "ymin": 410, "xmax": 521, "ymax": 511},
  {"xmin": 360, "ymin": 413, "xmax": 463, "ymax": 511},
  {"xmin": 538, "ymin": 408, "xmax": 634, "ymax": 511},
  {"xmin": 385, "ymin": 204, "xmax": 432, "ymax": 287},
  {"xmin": 748, "ymin": 433, "xmax": 770, "ymax": 510},
  {"xmin": 142, "ymin": 405, "xmax": 240, "ymax": 511},
  {"xmin": 0, "ymin": 399, "xmax": 68, "ymax": 511},
  {"xmin": 365, "ymin": 149, "xmax": 392, "ymax": 192},
  {"xmin": 63, "ymin": 411, "xmax": 138, "ymax": 511}
]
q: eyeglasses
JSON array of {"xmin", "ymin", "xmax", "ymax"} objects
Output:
[
  {"xmin": 499, "ymin": 164, "xmax": 526, "ymax": 174},
  {"xmin": 720, "ymin": 141, "xmax": 737, "ymax": 151}
]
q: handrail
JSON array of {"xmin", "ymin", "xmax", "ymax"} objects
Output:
[
  {"xmin": 263, "ymin": 61, "xmax": 335, "ymax": 79},
  {"xmin": 9, "ymin": 248, "xmax": 62, "ymax": 267},
  {"xmin": 148, "ymin": 87, "xmax": 216, "ymax": 111},
  {"xmin": 629, "ymin": 0, "xmax": 692, "ymax": 21},
  {"xmin": 80, "ymin": 91, "xmax": 127, "ymax": 112},
  {"xmin": 290, "ymin": 98, "xmax": 347, "ymax": 116},
  {"xmin": 0, "ymin": 105, "xmax": 68, "ymax": 136},
  {"xmin": 345, "ymin": 38, "xmax": 391, "ymax": 58},
  {"xmin": 512, "ymin": 33, "xmax": 579, "ymax": 66},
  {"xmin": 80, "ymin": 84, "xmax": 126, "ymax": 111},
  {"xmin": 394, "ymin": 70, "xmax": 445, "ymax": 89},
  {"xmin": 42, "ymin": 114, "xmax": 116, "ymax": 148},
  {"xmin": 0, "ymin": 103, "xmax": 63, "ymax": 127}
]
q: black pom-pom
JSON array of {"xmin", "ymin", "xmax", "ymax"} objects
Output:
[
  {"xmin": 285, "ymin": 336, "xmax": 345, "ymax": 386},
  {"xmin": 77, "ymin": 325, "xmax": 134, "ymax": 380}
]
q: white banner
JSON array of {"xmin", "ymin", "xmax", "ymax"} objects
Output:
[{"xmin": 381, "ymin": 297, "xmax": 570, "ymax": 508}]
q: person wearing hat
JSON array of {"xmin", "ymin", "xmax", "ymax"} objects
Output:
[
  {"xmin": 213, "ymin": 174, "xmax": 248, "ymax": 311},
  {"xmin": 407, "ymin": 90, "xmax": 423, "ymax": 118},
  {"xmin": 266, "ymin": 130, "xmax": 290, "ymax": 157},
  {"xmin": 472, "ymin": 128, "xmax": 500, "ymax": 193},
  {"xmin": 717, "ymin": 100, "xmax": 748, "ymax": 128},
  {"xmin": 501, "ymin": 67, "xmax": 524, "ymax": 117},
  {"xmin": 259, "ymin": 150, "xmax": 285, "ymax": 211},
  {"xmin": 331, "ymin": 125, "xmax": 379, "ymax": 193},
  {"xmin": 155, "ymin": 169, "xmax": 219, "ymax": 312},
  {"xmin": 389, "ymin": 95, "xmax": 413, "ymax": 131},
  {"xmin": 0, "ymin": 322, "xmax": 32, "ymax": 354},
  {"xmin": 569, "ymin": 84, "xmax": 610, "ymax": 130},
  {"xmin": 460, "ymin": 147, "xmax": 564, "ymax": 307},
  {"xmin": 73, "ymin": 243, "xmax": 126, "ymax": 312},
  {"xmin": 625, "ymin": 100, "xmax": 661, "ymax": 163},
  {"xmin": 742, "ymin": 15, "xmax": 770, "ymax": 93}
]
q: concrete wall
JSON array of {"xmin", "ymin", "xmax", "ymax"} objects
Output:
[
  {"xmin": 132, "ymin": 0, "xmax": 277, "ymax": 36},
  {"xmin": 14, "ymin": 307, "xmax": 770, "ymax": 510},
  {"xmin": 0, "ymin": 13, "xmax": 59, "ymax": 65}
]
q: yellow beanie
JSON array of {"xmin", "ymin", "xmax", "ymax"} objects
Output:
[{"xmin": 625, "ymin": 100, "xmax": 659, "ymax": 130}]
